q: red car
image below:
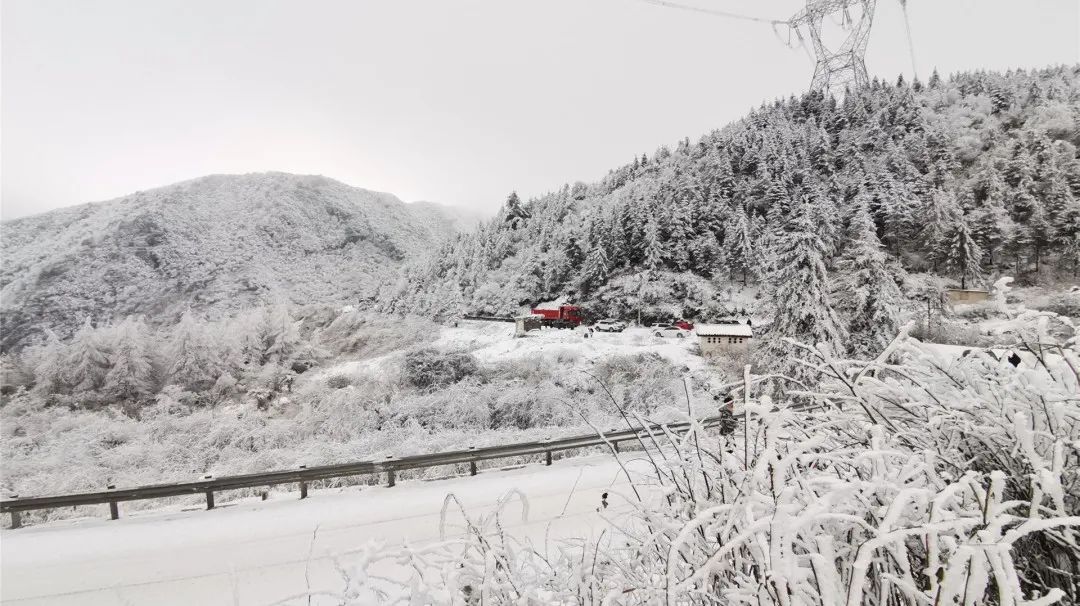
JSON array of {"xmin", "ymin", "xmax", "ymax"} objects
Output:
[{"xmin": 674, "ymin": 319, "xmax": 694, "ymax": 331}]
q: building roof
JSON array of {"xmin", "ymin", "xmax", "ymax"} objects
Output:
[{"xmin": 696, "ymin": 323, "xmax": 753, "ymax": 337}]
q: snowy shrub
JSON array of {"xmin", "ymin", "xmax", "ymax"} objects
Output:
[
  {"xmin": 323, "ymin": 310, "xmax": 1079, "ymax": 605},
  {"xmin": 402, "ymin": 348, "xmax": 480, "ymax": 391},
  {"xmin": 706, "ymin": 347, "xmax": 751, "ymax": 382},
  {"xmin": 1042, "ymin": 291, "xmax": 1080, "ymax": 319},
  {"xmin": 951, "ymin": 299, "xmax": 1003, "ymax": 321},
  {"xmin": 324, "ymin": 374, "xmax": 353, "ymax": 389},
  {"xmin": 319, "ymin": 309, "xmax": 434, "ymax": 357}
]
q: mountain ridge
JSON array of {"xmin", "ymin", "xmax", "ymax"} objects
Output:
[{"xmin": 0, "ymin": 172, "xmax": 470, "ymax": 351}]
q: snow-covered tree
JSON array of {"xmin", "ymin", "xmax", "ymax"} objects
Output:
[
  {"xmin": 29, "ymin": 329, "xmax": 67, "ymax": 395},
  {"xmin": 165, "ymin": 310, "xmax": 221, "ymax": 392},
  {"xmin": 255, "ymin": 305, "xmax": 303, "ymax": 365},
  {"xmin": 942, "ymin": 216, "xmax": 984, "ymax": 289},
  {"xmin": 502, "ymin": 191, "xmax": 529, "ymax": 230},
  {"xmin": 724, "ymin": 204, "xmax": 755, "ymax": 285},
  {"xmin": 64, "ymin": 317, "xmax": 110, "ymax": 394},
  {"xmin": 642, "ymin": 216, "xmax": 663, "ymax": 273},
  {"xmin": 836, "ymin": 197, "xmax": 904, "ymax": 356},
  {"xmin": 758, "ymin": 198, "xmax": 847, "ymax": 373},
  {"xmin": 103, "ymin": 316, "xmax": 157, "ymax": 400},
  {"xmin": 921, "ymin": 190, "xmax": 962, "ymax": 271},
  {"xmin": 578, "ymin": 240, "xmax": 609, "ymax": 294}
]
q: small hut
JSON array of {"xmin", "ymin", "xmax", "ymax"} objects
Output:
[
  {"xmin": 696, "ymin": 323, "xmax": 753, "ymax": 357},
  {"xmin": 945, "ymin": 288, "xmax": 990, "ymax": 305}
]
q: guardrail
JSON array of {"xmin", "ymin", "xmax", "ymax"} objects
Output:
[
  {"xmin": 1, "ymin": 416, "xmax": 722, "ymax": 529},
  {"xmin": 462, "ymin": 315, "xmax": 516, "ymax": 323}
]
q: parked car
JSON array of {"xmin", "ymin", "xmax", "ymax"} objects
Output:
[
  {"xmin": 674, "ymin": 319, "xmax": 694, "ymax": 331},
  {"xmin": 594, "ymin": 319, "xmax": 626, "ymax": 332},
  {"xmin": 652, "ymin": 324, "xmax": 687, "ymax": 338}
]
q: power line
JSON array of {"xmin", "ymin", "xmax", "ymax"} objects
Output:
[
  {"xmin": 633, "ymin": 0, "xmax": 786, "ymax": 26},
  {"xmin": 899, "ymin": 0, "xmax": 919, "ymax": 81},
  {"xmin": 636, "ymin": 0, "xmax": 919, "ymax": 97}
]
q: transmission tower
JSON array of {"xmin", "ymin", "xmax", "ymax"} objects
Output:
[
  {"xmin": 788, "ymin": 0, "xmax": 878, "ymax": 98},
  {"xmin": 636, "ymin": 0, "xmax": 916, "ymax": 97}
]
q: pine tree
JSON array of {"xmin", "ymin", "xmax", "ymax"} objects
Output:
[
  {"xmin": 30, "ymin": 329, "xmax": 67, "ymax": 395},
  {"xmin": 642, "ymin": 217, "xmax": 664, "ymax": 273},
  {"xmin": 65, "ymin": 317, "xmax": 110, "ymax": 393},
  {"xmin": 1021, "ymin": 202, "xmax": 1055, "ymax": 274},
  {"xmin": 665, "ymin": 202, "xmax": 694, "ymax": 271},
  {"xmin": 564, "ymin": 234, "xmax": 584, "ymax": 270},
  {"xmin": 1048, "ymin": 175, "xmax": 1079, "ymax": 251},
  {"xmin": 166, "ymin": 310, "xmax": 220, "ymax": 391},
  {"xmin": 921, "ymin": 190, "xmax": 962, "ymax": 271},
  {"xmin": 836, "ymin": 198, "xmax": 904, "ymax": 356},
  {"xmin": 758, "ymin": 199, "xmax": 847, "ymax": 375},
  {"xmin": 256, "ymin": 305, "xmax": 302, "ymax": 365},
  {"xmin": 724, "ymin": 204, "xmax": 755, "ymax": 285},
  {"xmin": 942, "ymin": 216, "xmax": 984, "ymax": 289},
  {"xmin": 503, "ymin": 191, "xmax": 530, "ymax": 230},
  {"xmin": 1062, "ymin": 232, "xmax": 1080, "ymax": 278},
  {"xmin": 104, "ymin": 316, "xmax": 157, "ymax": 400},
  {"xmin": 579, "ymin": 243, "xmax": 609, "ymax": 295}
]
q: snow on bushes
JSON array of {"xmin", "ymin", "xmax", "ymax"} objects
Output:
[
  {"xmin": 402, "ymin": 348, "xmax": 480, "ymax": 391},
  {"xmin": 322, "ymin": 308, "xmax": 1079, "ymax": 605},
  {"xmin": 0, "ymin": 345, "xmax": 690, "ymax": 523}
]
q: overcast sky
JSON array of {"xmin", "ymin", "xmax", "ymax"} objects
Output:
[{"xmin": 2, "ymin": 0, "xmax": 1077, "ymax": 220}]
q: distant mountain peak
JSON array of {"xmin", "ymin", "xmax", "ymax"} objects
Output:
[{"xmin": 0, "ymin": 172, "xmax": 468, "ymax": 351}]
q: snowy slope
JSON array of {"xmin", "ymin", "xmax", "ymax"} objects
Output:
[
  {"xmin": 0, "ymin": 173, "xmax": 466, "ymax": 350},
  {"xmin": 0, "ymin": 454, "xmax": 654, "ymax": 606},
  {"xmin": 314, "ymin": 322, "xmax": 708, "ymax": 380}
]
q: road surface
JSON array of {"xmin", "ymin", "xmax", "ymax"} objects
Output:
[{"xmin": 1, "ymin": 454, "xmax": 651, "ymax": 605}]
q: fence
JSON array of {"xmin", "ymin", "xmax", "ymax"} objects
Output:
[{"xmin": 1, "ymin": 416, "xmax": 722, "ymax": 529}]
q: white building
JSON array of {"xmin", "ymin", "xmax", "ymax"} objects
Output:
[{"xmin": 696, "ymin": 323, "xmax": 753, "ymax": 358}]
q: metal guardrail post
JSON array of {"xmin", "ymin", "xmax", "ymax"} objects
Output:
[
  {"xmin": 203, "ymin": 475, "xmax": 215, "ymax": 510},
  {"xmin": 613, "ymin": 440, "xmax": 620, "ymax": 453},
  {"xmin": 8, "ymin": 495, "xmax": 20, "ymax": 529},
  {"xmin": 299, "ymin": 465, "xmax": 308, "ymax": 499},
  {"xmin": 545, "ymin": 450, "xmax": 553, "ymax": 466},
  {"xmin": 107, "ymin": 485, "xmax": 119, "ymax": 520},
  {"xmin": 469, "ymin": 447, "xmax": 478, "ymax": 476},
  {"xmin": 386, "ymin": 456, "xmax": 396, "ymax": 487}
]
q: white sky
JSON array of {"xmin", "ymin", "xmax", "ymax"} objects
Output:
[{"xmin": 2, "ymin": 0, "xmax": 1078, "ymax": 220}]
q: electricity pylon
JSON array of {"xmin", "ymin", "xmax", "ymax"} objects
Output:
[{"xmin": 788, "ymin": 0, "xmax": 878, "ymax": 98}]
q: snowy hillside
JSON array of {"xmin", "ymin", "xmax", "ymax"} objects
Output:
[
  {"xmin": 0, "ymin": 173, "xmax": 468, "ymax": 351},
  {"xmin": 383, "ymin": 66, "xmax": 1080, "ymax": 360}
]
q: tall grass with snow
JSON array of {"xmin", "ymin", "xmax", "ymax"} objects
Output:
[{"xmin": 315, "ymin": 303, "xmax": 1078, "ymax": 604}]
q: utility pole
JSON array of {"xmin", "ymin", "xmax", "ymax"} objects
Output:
[
  {"xmin": 926, "ymin": 296, "xmax": 932, "ymax": 338},
  {"xmin": 637, "ymin": 271, "xmax": 644, "ymax": 326}
]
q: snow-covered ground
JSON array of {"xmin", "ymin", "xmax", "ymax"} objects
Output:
[
  {"xmin": 317, "ymin": 322, "xmax": 707, "ymax": 378},
  {"xmin": 1, "ymin": 454, "xmax": 652, "ymax": 606}
]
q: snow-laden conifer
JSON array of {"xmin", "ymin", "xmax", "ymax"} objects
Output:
[{"xmin": 836, "ymin": 195, "xmax": 904, "ymax": 356}]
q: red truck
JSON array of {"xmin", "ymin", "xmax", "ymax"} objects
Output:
[{"xmin": 530, "ymin": 305, "xmax": 584, "ymax": 329}]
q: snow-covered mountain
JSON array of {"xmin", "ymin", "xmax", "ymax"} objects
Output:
[
  {"xmin": 383, "ymin": 66, "xmax": 1080, "ymax": 354},
  {"xmin": 0, "ymin": 172, "xmax": 469, "ymax": 351}
]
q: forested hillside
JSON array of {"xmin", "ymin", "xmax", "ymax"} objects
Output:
[
  {"xmin": 381, "ymin": 66, "xmax": 1080, "ymax": 357},
  {"xmin": 0, "ymin": 173, "xmax": 468, "ymax": 351}
]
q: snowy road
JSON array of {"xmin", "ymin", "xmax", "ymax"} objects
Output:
[{"xmin": 1, "ymin": 454, "xmax": 647, "ymax": 605}]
